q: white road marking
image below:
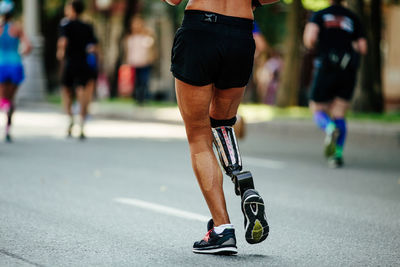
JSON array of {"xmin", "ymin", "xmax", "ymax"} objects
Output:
[
  {"xmin": 114, "ymin": 197, "xmax": 209, "ymax": 222},
  {"xmin": 244, "ymin": 156, "xmax": 285, "ymax": 170}
]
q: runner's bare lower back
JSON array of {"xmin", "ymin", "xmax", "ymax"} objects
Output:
[{"xmin": 185, "ymin": 0, "xmax": 254, "ymax": 19}]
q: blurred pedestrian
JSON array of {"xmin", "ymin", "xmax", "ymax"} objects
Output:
[
  {"xmin": 263, "ymin": 50, "xmax": 282, "ymax": 105},
  {"xmin": 0, "ymin": 0, "xmax": 31, "ymax": 142},
  {"xmin": 166, "ymin": 0, "xmax": 278, "ymax": 255},
  {"xmin": 57, "ymin": 0, "xmax": 98, "ymax": 139},
  {"xmin": 124, "ymin": 16, "xmax": 156, "ymax": 105},
  {"xmin": 244, "ymin": 21, "xmax": 268, "ymax": 103},
  {"xmin": 304, "ymin": 0, "xmax": 367, "ymax": 167}
]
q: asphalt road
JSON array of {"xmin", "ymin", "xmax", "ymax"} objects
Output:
[{"xmin": 0, "ymin": 106, "xmax": 399, "ymax": 266}]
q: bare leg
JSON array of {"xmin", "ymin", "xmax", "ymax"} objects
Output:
[
  {"xmin": 209, "ymin": 85, "xmax": 245, "ymax": 120},
  {"xmin": 0, "ymin": 83, "xmax": 4, "ymax": 100},
  {"xmin": 2, "ymin": 83, "xmax": 18, "ymax": 141},
  {"xmin": 0, "ymin": 83, "xmax": 6, "ymax": 110},
  {"xmin": 77, "ymin": 80, "xmax": 94, "ymax": 137},
  {"xmin": 175, "ymin": 79, "xmax": 230, "ymax": 227},
  {"xmin": 330, "ymin": 97, "xmax": 350, "ymax": 119},
  {"xmin": 309, "ymin": 100, "xmax": 331, "ymax": 114},
  {"xmin": 62, "ymin": 86, "xmax": 74, "ymax": 136}
]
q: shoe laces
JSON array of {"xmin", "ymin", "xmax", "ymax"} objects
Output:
[{"xmin": 203, "ymin": 229, "xmax": 213, "ymax": 242}]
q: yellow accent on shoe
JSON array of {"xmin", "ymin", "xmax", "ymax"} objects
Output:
[{"xmin": 252, "ymin": 220, "xmax": 263, "ymax": 242}]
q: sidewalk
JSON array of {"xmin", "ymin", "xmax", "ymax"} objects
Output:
[
  {"xmin": 17, "ymin": 101, "xmax": 400, "ymax": 141},
  {"xmin": 89, "ymin": 101, "xmax": 400, "ymax": 139}
]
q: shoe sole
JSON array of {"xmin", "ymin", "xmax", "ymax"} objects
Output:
[
  {"xmin": 192, "ymin": 246, "xmax": 237, "ymax": 255},
  {"xmin": 324, "ymin": 130, "xmax": 339, "ymax": 158},
  {"xmin": 242, "ymin": 191, "xmax": 269, "ymax": 244}
]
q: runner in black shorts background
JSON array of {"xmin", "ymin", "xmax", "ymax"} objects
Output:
[
  {"xmin": 303, "ymin": 0, "xmax": 367, "ymax": 167},
  {"xmin": 165, "ymin": 0, "xmax": 278, "ymax": 255},
  {"xmin": 57, "ymin": 0, "xmax": 98, "ymax": 139}
]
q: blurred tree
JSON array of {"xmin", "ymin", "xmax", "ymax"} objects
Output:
[
  {"xmin": 42, "ymin": 0, "xmax": 67, "ymax": 93},
  {"xmin": 349, "ymin": 0, "xmax": 384, "ymax": 112},
  {"xmin": 284, "ymin": 0, "xmax": 329, "ymax": 10},
  {"xmin": 277, "ymin": 0, "xmax": 305, "ymax": 106},
  {"xmin": 254, "ymin": 3, "xmax": 287, "ymax": 47}
]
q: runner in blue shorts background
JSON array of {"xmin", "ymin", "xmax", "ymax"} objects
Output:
[{"xmin": 0, "ymin": 0, "xmax": 31, "ymax": 142}]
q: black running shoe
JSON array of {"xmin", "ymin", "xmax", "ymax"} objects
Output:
[
  {"xmin": 324, "ymin": 128, "xmax": 339, "ymax": 158},
  {"xmin": 193, "ymin": 219, "xmax": 237, "ymax": 255},
  {"xmin": 5, "ymin": 133, "xmax": 12, "ymax": 143},
  {"xmin": 242, "ymin": 189, "xmax": 269, "ymax": 244},
  {"xmin": 79, "ymin": 132, "xmax": 86, "ymax": 140},
  {"xmin": 328, "ymin": 156, "xmax": 344, "ymax": 168},
  {"xmin": 67, "ymin": 123, "xmax": 73, "ymax": 138}
]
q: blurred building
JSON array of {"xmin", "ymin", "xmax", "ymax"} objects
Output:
[{"xmin": 17, "ymin": 0, "xmax": 46, "ymax": 102}]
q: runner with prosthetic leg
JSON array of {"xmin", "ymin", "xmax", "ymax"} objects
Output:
[{"xmin": 164, "ymin": 0, "xmax": 278, "ymax": 255}]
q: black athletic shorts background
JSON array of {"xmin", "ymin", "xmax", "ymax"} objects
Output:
[
  {"xmin": 59, "ymin": 19, "xmax": 98, "ymax": 89},
  {"xmin": 309, "ymin": 57, "xmax": 357, "ymax": 102},
  {"xmin": 62, "ymin": 60, "xmax": 92, "ymax": 88},
  {"xmin": 171, "ymin": 10, "xmax": 255, "ymax": 89}
]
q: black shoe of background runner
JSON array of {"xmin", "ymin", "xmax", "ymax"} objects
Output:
[
  {"xmin": 242, "ymin": 189, "xmax": 269, "ymax": 244},
  {"xmin": 67, "ymin": 124, "xmax": 73, "ymax": 138},
  {"xmin": 79, "ymin": 132, "xmax": 86, "ymax": 140},
  {"xmin": 324, "ymin": 128, "xmax": 339, "ymax": 158},
  {"xmin": 328, "ymin": 156, "xmax": 344, "ymax": 168},
  {"xmin": 5, "ymin": 133, "xmax": 12, "ymax": 143},
  {"xmin": 193, "ymin": 219, "xmax": 237, "ymax": 255}
]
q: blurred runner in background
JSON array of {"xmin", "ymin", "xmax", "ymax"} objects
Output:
[
  {"xmin": 57, "ymin": 0, "xmax": 98, "ymax": 140},
  {"xmin": 124, "ymin": 16, "xmax": 156, "ymax": 105},
  {"xmin": 304, "ymin": 0, "xmax": 367, "ymax": 167},
  {"xmin": 0, "ymin": 0, "xmax": 31, "ymax": 142}
]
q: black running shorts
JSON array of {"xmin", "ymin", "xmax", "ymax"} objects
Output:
[
  {"xmin": 309, "ymin": 58, "xmax": 357, "ymax": 102},
  {"xmin": 62, "ymin": 60, "xmax": 92, "ymax": 88},
  {"xmin": 171, "ymin": 10, "xmax": 255, "ymax": 89}
]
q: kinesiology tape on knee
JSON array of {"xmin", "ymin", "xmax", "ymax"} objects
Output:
[
  {"xmin": 212, "ymin": 126, "xmax": 242, "ymax": 176},
  {"xmin": 210, "ymin": 116, "xmax": 237, "ymax": 128}
]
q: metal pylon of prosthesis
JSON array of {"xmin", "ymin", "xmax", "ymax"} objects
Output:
[{"xmin": 212, "ymin": 126, "xmax": 255, "ymax": 197}]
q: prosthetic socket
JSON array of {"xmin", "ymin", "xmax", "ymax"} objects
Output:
[{"xmin": 212, "ymin": 126, "xmax": 254, "ymax": 197}]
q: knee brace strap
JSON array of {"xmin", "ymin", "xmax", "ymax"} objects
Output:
[{"xmin": 212, "ymin": 126, "xmax": 242, "ymax": 176}]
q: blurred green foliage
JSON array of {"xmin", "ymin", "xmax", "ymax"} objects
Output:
[
  {"xmin": 284, "ymin": 0, "xmax": 329, "ymax": 10},
  {"xmin": 44, "ymin": 0, "xmax": 67, "ymax": 18},
  {"xmin": 254, "ymin": 4, "xmax": 287, "ymax": 47}
]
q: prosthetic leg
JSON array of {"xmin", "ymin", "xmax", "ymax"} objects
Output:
[
  {"xmin": 211, "ymin": 117, "xmax": 254, "ymax": 197},
  {"xmin": 211, "ymin": 116, "xmax": 269, "ymax": 244}
]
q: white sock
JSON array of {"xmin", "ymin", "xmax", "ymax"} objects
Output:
[{"xmin": 213, "ymin": 224, "xmax": 234, "ymax": 234}]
